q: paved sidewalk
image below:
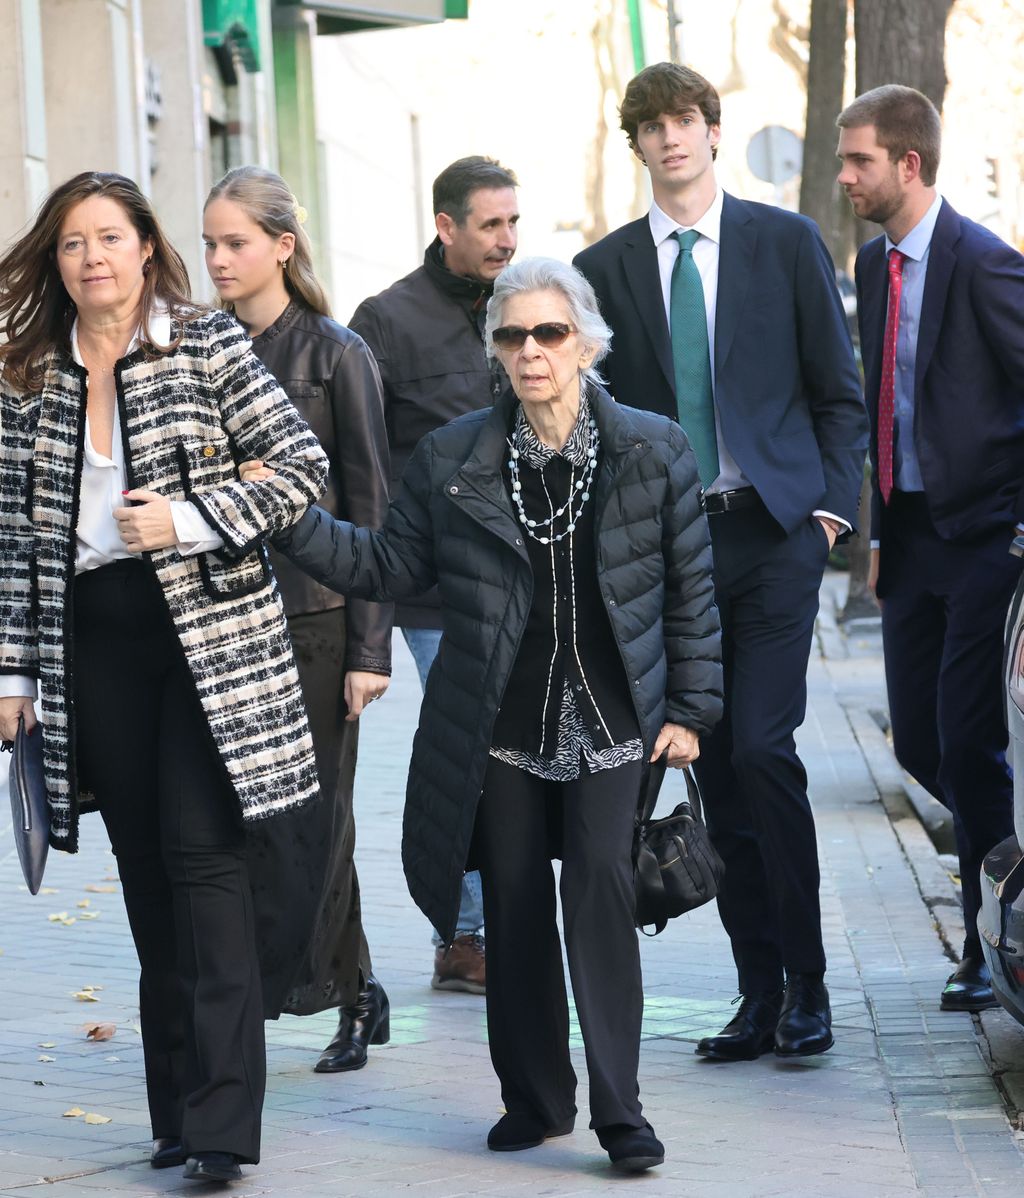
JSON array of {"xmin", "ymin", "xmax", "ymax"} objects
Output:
[{"xmin": 1, "ymin": 574, "xmax": 1023, "ymax": 1197}]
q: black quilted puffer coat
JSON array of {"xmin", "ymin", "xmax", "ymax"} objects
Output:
[{"xmin": 275, "ymin": 385, "xmax": 723, "ymax": 943}]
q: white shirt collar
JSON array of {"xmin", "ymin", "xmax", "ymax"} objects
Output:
[
  {"xmin": 885, "ymin": 192, "xmax": 943, "ymax": 262},
  {"xmin": 648, "ymin": 188, "xmax": 724, "ymax": 249},
  {"xmin": 71, "ymin": 304, "xmax": 172, "ymax": 366}
]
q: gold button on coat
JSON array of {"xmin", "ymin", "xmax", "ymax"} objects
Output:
[{"xmin": 202, "ymin": 445, "xmax": 216, "ymax": 458}]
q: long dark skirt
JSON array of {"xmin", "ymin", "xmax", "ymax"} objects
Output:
[{"xmin": 248, "ymin": 607, "xmax": 372, "ymax": 1018}]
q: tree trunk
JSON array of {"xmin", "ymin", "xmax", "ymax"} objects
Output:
[
  {"xmin": 854, "ymin": 0, "xmax": 955, "ymax": 106},
  {"xmin": 839, "ymin": 0, "xmax": 955, "ymax": 623},
  {"xmin": 800, "ymin": 0, "xmax": 853, "ymax": 268}
]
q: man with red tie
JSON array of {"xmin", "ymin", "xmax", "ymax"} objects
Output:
[{"xmin": 838, "ymin": 85, "xmax": 1024, "ymax": 1011}]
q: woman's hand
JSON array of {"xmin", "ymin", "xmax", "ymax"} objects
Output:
[
  {"xmin": 113, "ymin": 490, "xmax": 176, "ymax": 551},
  {"xmin": 240, "ymin": 459, "xmax": 277, "ymax": 483},
  {"xmin": 0, "ymin": 695, "xmax": 36, "ymax": 742},
  {"xmin": 651, "ymin": 722, "xmax": 700, "ymax": 768},
  {"xmin": 344, "ymin": 671, "xmax": 390, "ymax": 721}
]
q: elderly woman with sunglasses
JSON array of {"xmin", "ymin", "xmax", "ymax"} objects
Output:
[{"xmin": 247, "ymin": 257, "xmax": 722, "ymax": 1173}]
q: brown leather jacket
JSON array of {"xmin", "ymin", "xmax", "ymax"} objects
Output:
[{"xmin": 251, "ymin": 301, "xmax": 392, "ymax": 674}]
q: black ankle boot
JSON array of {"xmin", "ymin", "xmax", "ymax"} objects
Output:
[
  {"xmin": 774, "ymin": 974, "xmax": 833, "ymax": 1057},
  {"xmin": 314, "ymin": 974, "xmax": 390, "ymax": 1073},
  {"xmin": 695, "ymin": 991, "xmax": 783, "ymax": 1061}
]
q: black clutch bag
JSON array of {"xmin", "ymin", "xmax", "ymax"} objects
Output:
[
  {"xmin": 4, "ymin": 714, "xmax": 49, "ymax": 895},
  {"xmin": 634, "ymin": 757, "xmax": 723, "ymax": 935}
]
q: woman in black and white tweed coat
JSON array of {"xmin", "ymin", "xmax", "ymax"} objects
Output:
[{"xmin": 0, "ymin": 172, "xmax": 328, "ymax": 1183}]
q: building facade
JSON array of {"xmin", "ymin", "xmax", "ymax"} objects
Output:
[{"xmin": 1, "ymin": 0, "xmax": 461, "ymax": 297}]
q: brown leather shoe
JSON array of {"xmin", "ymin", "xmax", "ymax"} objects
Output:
[{"xmin": 432, "ymin": 933, "xmax": 486, "ymax": 994}]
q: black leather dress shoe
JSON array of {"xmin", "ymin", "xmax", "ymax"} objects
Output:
[
  {"xmin": 596, "ymin": 1122, "xmax": 665, "ymax": 1172},
  {"xmin": 695, "ymin": 991, "xmax": 783, "ymax": 1061},
  {"xmin": 941, "ymin": 956, "xmax": 999, "ymax": 1012},
  {"xmin": 315, "ymin": 975, "xmax": 390, "ymax": 1073},
  {"xmin": 774, "ymin": 975, "xmax": 833, "ymax": 1057},
  {"xmin": 487, "ymin": 1110, "xmax": 575, "ymax": 1151},
  {"xmin": 182, "ymin": 1152, "xmax": 242, "ymax": 1182},
  {"xmin": 150, "ymin": 1138, "xmax": 185, "ymax": 1169}
]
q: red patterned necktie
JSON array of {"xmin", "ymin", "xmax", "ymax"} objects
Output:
[{"xmin": 878, "ymin": 249, "xmax": 906, "ymax": 504}]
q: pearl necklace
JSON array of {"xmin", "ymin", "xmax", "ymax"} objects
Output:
[{"xmin": 507, "ymin": 416, "xmax": 600, "ymax": 545}]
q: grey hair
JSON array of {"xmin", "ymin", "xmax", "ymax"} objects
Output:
[{"xmin": 484, "ymin": 257, "xmax": 612, "ymax": 390}]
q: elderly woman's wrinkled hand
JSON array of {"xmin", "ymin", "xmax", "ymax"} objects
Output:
[
  {"xmin": 651, "ymin": 722, "xmax": 700, "ymax": 768},
  {"xmin": 113, "ymin": 490, "xmax": 177, "ymax": 552},
  {"xmin": 240, "ymin": 459, "xmax": 277, "ymax": 483}
]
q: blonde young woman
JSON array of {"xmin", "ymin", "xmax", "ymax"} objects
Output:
[{"xmin": 203, "ymin": 167, "xmax": 393, "ymax": 1072}]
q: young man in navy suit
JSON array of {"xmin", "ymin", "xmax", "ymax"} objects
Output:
[
  {"xmin": 575, "ymin": 63, "xmax": 867, "ymax": 1060},
  {"xmin": 838, "ymin": 85, "xmax": 1024, "ymax": 1011}
]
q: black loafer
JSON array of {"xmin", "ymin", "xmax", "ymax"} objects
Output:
[
  {"xmin": 315, "ymin": 975, "xmax": 390, "ymax": 1073},
  {"xmin": 150, "ymin": 1137, "xmax": 185, "ymax": 1169},
  {"xmin": 774, "ymin": 975, "xmax": 833, "ymax": 1057},
  {"xmin": 941, "ymin": 956, "xmax": 999, "ymax": 1012},
  {"xmin": 183, "ymin": 1152, "xmax": 242, "ymax": 1182},
  {"xmin": 596, "ymin": 1122, "xmax": 665, "ymax": 1172},
  {"xmin": 487, "ymin": 1111, "xmax": 575, "ymax": 1151},
  {"xmin": 695, "ymin": 991, "xmax": 783, "ymax": 1061}
]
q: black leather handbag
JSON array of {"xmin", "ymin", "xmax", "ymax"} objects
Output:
[
  {"xmin": 3, "ymin": 714, "xmax": 49, "ymax": 895},
  {"xmin": 634, "ymin": 757, "xmax": 723, "ymax": 935}
]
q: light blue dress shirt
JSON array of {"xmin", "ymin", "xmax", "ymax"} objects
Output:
[{"xmin": 884, "ymin": 193, "xmax": 943, "ymax": 493}]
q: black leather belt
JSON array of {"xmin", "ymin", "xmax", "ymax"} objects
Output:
[{"xmin": 704, "ymin": 488, "xmax": 763, "ymax": 516}]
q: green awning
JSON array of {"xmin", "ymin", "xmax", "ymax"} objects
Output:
[
  {"xmin": 274, "ymin": 1, "xmax": 467, "ymax": 34},
  {"xmin": 203, "ymin": 0, "xmax": 262, "ymax": 72}
]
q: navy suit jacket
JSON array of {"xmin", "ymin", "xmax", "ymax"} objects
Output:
[
  {"xmin": 574, "ymin": 194, "xmax": 867, "ymax": 535},
  {"xmin": 856, "ymin": 198, "xmax": 1024, "ymax": 544}
]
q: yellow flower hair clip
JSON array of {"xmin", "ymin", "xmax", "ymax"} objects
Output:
[{"xmin": 289, "ymin": 193, "xmax": 308, "ymax": 225}]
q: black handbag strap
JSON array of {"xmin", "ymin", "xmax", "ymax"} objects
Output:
[{"xmin": 637, "ymin": 756, "xmax": 703, "ymax": 826}]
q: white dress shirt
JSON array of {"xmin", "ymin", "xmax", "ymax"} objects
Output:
[
  {"xmin": 0, "ymin": 312, "xmax": 224, "ymax": 701},
  {"xmin": 648, "ymin": 191, "xmax": 848, "ymax": 530}
]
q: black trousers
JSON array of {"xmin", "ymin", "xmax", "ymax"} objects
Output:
[
  {"xmin": 696, "ymin": 509, "xmax": 830, "ymax": 995},
  {"xmin": 472, "ymin": 756, "xmax": 645, "ymax": 1131},
  {"xmin": 879, "ymin": 492, "xmax": 1018, "ymax": 955},
  {"xmin": 73, "ymin": 561, "xmax": 265, "ymax": 1162}
]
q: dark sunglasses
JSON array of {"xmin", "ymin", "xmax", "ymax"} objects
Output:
[{"xmin": 492, "ymin": 322, "xmax": 575, "ymax": 350}]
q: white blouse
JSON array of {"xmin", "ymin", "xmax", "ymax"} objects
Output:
[{"xmin": 0, "ymin": 313, "xmax": 225, "ymax": 701}]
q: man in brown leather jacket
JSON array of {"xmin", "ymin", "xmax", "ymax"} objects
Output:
[{"xmin": 349, "ymin": 155, "xmax": 520, "ymax": 993}]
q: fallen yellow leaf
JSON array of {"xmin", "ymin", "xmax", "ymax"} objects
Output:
[
  {"xmin": 83, "ymin": 1113, "xmax": 111, "ymax": 1125},
  {"xmin": 85, "ymin": 1023, "xmax": 116, "ymax": 1042},
  {"xmin": 47, "ymin": 912, "xmax": 68, "ymax": 922},
  {"xmin": 77, "ymin": 912, "xmax": 99, "ymax": 921},
  {"xmin": 38, "ymin": 1042, "xmax": 56, "ymax": 1049},
  {"xmin": 76, "ymin": 899, "xmax": 91, "ymax": 909},
  {"xmin": 73, "ymin": 991, "xmax": 100, "ymax": 1003},
  {"xmin": 38, "ymin": 887, "xmax": 59, "ymax": 895},
  {"xmin": 38, "ymin": 1055, "xmax": 55, "ymax": 1062},
  {"xmin": 84, "ymin": 884, "xmax": 117, "ymax": 893},
  {"xmin": 63, "ymin": 1106, "xmax": 84, "ymax": 1118}
]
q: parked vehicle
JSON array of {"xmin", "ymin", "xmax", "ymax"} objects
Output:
[{"xmin": 979, "ymin": 538, "xmax": 1024, "ymax": 1025}]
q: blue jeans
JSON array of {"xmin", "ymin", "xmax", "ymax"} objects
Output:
[{"xmin": 401, "ymin": 627, "xmax": 485, "ymax": 945}]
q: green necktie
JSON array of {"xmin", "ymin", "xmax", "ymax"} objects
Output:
[{"xmin": 669, "ymin": 229, "xmax": 720, "ymax": 488}]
